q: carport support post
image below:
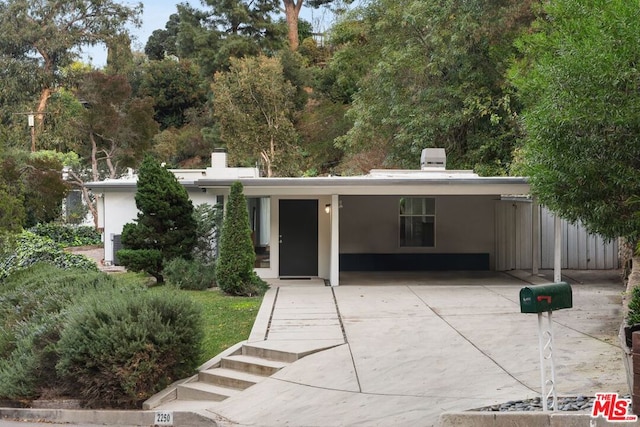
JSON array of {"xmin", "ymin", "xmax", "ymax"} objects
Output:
[
  {"xmin": 532, "ymin": 197, "xmax": 540, "ymax": 275},
  {"xmin": 330, "ymin": 194, "xmax": 340, "ymax": 286},
  {"xmin": 554, "ymin": 214, "xmax": 562, "ymax": 283},
  {"xmin": 537, "ymin": 311, "xmax": 558, "ymax": 411}
]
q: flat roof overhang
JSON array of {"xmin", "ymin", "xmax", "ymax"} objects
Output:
[
  {"xmin": 87, "ymin": 181, "xmax": 202, "ymax": 192},
  {"xmin": 197, "ymin": 177, "xmax": 530, "ymax": 196},
  {"xmin": 87, "ymin": 176, "xmax": 530, "ymax": 196}
]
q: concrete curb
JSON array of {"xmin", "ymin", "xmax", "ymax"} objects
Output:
[
  {"xmin": 438, "ymin": 411, "xmax": 640, "ymax": 426},
  {"xmin": 0, "ymin": 408, "xmax": 218, "ymax": 426},
  {"xmin": 248, "ymin": 287, "xmax": 277, "ymax": 342}
]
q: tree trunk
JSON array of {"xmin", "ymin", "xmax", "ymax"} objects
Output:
[
  {"xmin": 67, "ymin": 169, "xmax": 99, "ymax": 230},
  {"xmin": 33, "ymin": 87, "xmax": 52, "ymax": 151},
  {"xmin": 90, "ymin": 132, "xmax": 99, "ymax": 181},
  {"xmin": 82, "ymin": 184, "xmax": 99, "ymax": 230},
  {"xmin": 283, "ymin": 0, "xmax": 303, "ymax": 50},
  {"xmin": 260, "ymin": 150, "xmax": 273, "ymax": 177}
]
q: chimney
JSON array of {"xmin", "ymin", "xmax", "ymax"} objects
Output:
[
  {"xmin": 420, "ymin": 148, "xmax": 446, "ymax": 170},
  {"xmin": 211, "ymin": 148, "xmax": 227, "ymax": 169}
]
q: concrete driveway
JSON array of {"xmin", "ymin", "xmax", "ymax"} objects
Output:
[
  {"xmin": 204, "ymin": 270, "xmax": 627, "ymax": 427},
  {"xmin": 2, "ymin": 270, "xmax": 627, "ymax": 427}
]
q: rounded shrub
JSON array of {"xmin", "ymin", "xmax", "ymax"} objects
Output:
[
  {"xmin": 0, "ymin": 265, "xmax": 118, "ymax": 400},
  {"xmin": 163, "ymin": 257, "xmax": 216, "ymax": 290},
  {"xmin": 115, "ymin": 248, "xmax": 163, "ymax": 283},
  {"xmin": 56, "ymin": 289, "xmax": 203, "ymax": 407}
]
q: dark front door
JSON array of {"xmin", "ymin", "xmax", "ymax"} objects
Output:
[{"xmin": 279, "ymin": 199, "xmax": 318, "ymax": 277}]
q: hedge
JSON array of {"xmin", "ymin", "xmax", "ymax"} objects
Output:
[{"xmin": 0, "ymin": 265, "xmax": 203, "ymax": 407}]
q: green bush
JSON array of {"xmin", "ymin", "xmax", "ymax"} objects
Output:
[
  {"xmin": 193, "ymin": 203, "xmax": 223, "ymax": 263},
  {"xmin": 216, "ymin": 182, "xmax": 268, "ymax": 296},
  {"xmin": 163, "ymin": 257, "xmax": 216, "ymax": 290},
  {"xmin": 119, "ymin": 156, "xmax": 197, "ymax": 283},
  {"xmin": 56, "ymin": 289, "xmax": 203, "ymax": 407},
  {"xmin": 0, "ymin": 231, "xmax": 98, "ymax": 282},
  {"xmin": 0, "ymin": 265, "xmax": 203, "ymax": 407},
  {"xmin": 116, "ymin": 248, "xmax": 163, "ymax": 283},
  {"xmin": 0, "ymin": 265, "xmax": 118, "ymax": 399},
  {"xmin": 29, "ymin": 223, "xmax": 101, "ymax": 247},
  {"xmin": 628, "ymin": 285, "xmax": 640, "ymax": 325}
]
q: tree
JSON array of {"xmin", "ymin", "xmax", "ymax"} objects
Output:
[
  {"xmin": 511, "ymin": 0, "xmax": 640, "ymax": 242},
  {"xmin": 192, "ymin": 203, "xmax": 223, "ymax": 263},
  {"xmin": 22, "ymin": 155, "xmax": 69, "ymax": 227},
  {"xmin": 0, "ymin": 182, "xmax": 25, "ymax": 234},
  {"xmin": 0, "ymin": 151, "xmax": 69, "ymax": 229},
  {"xmin": 118, "ymin": 155, "xmax": 196, "ymax": 283},
  {"xmin": 145, "ymin": 13, "xmax": 181, "ymax": 60},
  {"xmin": 282, "ymin": 0, "xmax": 353, "ymax": 51},
  {"xmin": 334, "ymin": 0, "xmax": 534, "ymax": 174},
  {"xmin": 216, "ymin": 181, "xmax": 268, "ymax": 296},
  {"xmin": 62, "ymin": 71, "xmax": 158, "ymax": 228},
  {"xmin": 172, "ymin": 1, "xmax": 285, "ymax": 76},
  {"xmin": 0, "ymin": 0, "xmax": 142, "ymax": 148},
  {"xmin": 510, "ymin": 0, "xmax": 640, "ymax": 385},
  {"xmin": 212, "ymin": 55, "xmax": 301, "ymax": 176},
  {"xmin": 137, "ymin": 59, "xmax": 208, "ymax": 130},
  {"xmin": 105, "ymin": 33, "xmax": 135, "ymax": 77},
  {"xmin": 0, "ymin": 155, "xmax": 26, "ymax": 232}
]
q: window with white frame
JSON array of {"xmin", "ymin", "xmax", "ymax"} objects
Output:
[{"xmin": 399, "ymin": 197, "xmax": 435, "ymax": 247}]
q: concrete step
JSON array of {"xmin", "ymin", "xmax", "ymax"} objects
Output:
[
  {"xmin": 242, "ymin": 343, "xmax": 300, "ymax": 363},
  {"xmin": 221, "ymin": 354, "xmax": 289, "ymax": 376},
  {"xmin": 176, "ymin": 382, "xmax": 241, "ymax": 402},
  {"xmin": 199, "ymin": 368, "xmax": 266, "ymax": 390}
]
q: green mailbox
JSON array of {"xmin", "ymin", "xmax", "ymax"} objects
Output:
[{"xmin": 519, "ymin": 282, "xmax": 572, "ymax": 313}]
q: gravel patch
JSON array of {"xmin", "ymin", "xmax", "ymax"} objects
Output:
[{"xmin": 473, "ymin": 395, "xmax": 607, "ymax": 412}]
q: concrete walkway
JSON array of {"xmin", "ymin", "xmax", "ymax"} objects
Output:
[{"xmin": 200, "ymin": 270, "xmax": 628, "ymax": 427}]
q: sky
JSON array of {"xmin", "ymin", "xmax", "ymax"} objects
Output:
[
  {"xmin": 81, "ymin": 0, "xmax": 342, "ymax": 67},
  {"xmin": 81, "ymin": 0, "xmax": 197, "ymax": 66}
]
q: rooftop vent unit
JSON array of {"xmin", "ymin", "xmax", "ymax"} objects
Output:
[{"xmin": 420, "ymin": 148, "xmax": 446, "ymax": 170}]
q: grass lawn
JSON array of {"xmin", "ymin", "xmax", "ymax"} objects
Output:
[{"xmin": 150, "ymin": 286, "xmax": 263, "ymax": 365}]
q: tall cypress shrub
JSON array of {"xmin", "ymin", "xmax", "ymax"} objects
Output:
[
  {"xmin": 118, "ymin": 155, "xmax": 196, "ymax": 283},
  {"xmin": 216, "ymin": 181, "xmax": 268, "ymax": 296}
]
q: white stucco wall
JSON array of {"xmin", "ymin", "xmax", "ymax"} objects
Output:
[
  {"xmin": 339, "ymin": 195, "xmax": 496, "ymax": 259},
  {"xmin": 101, "ymin": 188, "xmax": 220, "ymax": 265},
  {"xmin": 102, "ymin": 192, "xmax": 139, "ymax": 265}
]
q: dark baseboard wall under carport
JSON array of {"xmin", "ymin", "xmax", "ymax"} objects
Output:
[{"xmin": 339, "ymin": 253, "xmax": 490, "ymax": 271}]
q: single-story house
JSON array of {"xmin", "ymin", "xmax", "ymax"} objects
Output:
[{"xmin": 88, "ymin": 149, "xmax": 618, "ymax": 286}]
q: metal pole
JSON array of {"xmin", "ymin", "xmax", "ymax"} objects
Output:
[
  {"xmin": 554, "ymin": 215, "xmax": 562, "ymax": 283},
  {"xmin": 538, "ymin": 311, "xmax": 558, "ymax": 411},
  {"xmin": 547, "ymin": 311, "xmax": 558, "ymax": 410},
  {"xmin": 538, "ymin": 312, "xmax": 548, "ymax": 411}
]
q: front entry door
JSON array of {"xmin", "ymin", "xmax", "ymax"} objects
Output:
[{"xmin": 279, "ymin": 199, "xmax": 318, "ymax": 277}]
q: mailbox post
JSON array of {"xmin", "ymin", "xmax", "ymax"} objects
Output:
[{"xmin": 519, "ymin": 282, "xmax": 573, "ymax": 411}]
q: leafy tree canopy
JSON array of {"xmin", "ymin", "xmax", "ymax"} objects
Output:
[
  {"xmin": 172, "ymin": 0, "xmax": 286, "ymax": 76},
  {"xmin": 138, "ymin": 59, "xmax": 208, "ymax": 130},
  {"xmin": 0, "ymin": 0, "xmax": 142, "ymax": 141},
  {"xmin": 335, "ymin": 0, "xmax": 534, "ymax": 175},
  {"xmin": 212, "ymin": 54, "xmax": 301, "ymax": 176},
  {"xmin": 511, "ymin": 0, "xmax": 640, "ymax": 241}
]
